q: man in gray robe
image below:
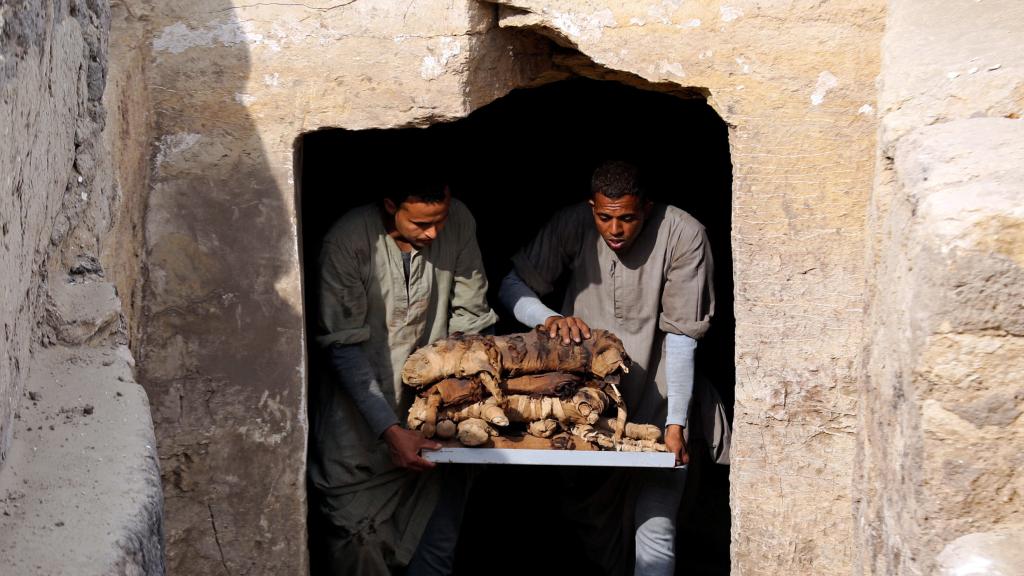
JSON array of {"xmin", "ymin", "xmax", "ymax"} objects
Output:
[
  {"xmin": 499, "ymin": 160, "xmax": 715, "ymax": 576},
  {"xmin": 309, "ymin": 178, "xmax": 497, "ymax": 575}
]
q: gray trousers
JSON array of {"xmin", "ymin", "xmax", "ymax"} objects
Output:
[
  {"xmin": 314, "ymin": 466, "xmax": 469, "ymax": 576},
  {"xmin": 405, "ymin": 466, "xmax": 471, "ymax": 576},
  {"xmin": 634, "ymin": 466, "xmax": 688, "ymax": 576}
]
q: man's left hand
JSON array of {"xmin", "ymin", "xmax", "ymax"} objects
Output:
[{"xmin": 665, "ymin": 424, "xmax": 688, "ymax": 466}]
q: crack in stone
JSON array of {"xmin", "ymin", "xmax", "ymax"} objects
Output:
[
  {"xmin": 177, "ymin": 390, "xmax": 184, "ymax": 425},
  {"xmin": 207, "ymin": 503, "xmax": 230, "ymax": 575},
  {"xmin": 213, "ymin": 1, "xmax": 358, "ymax": 13}
]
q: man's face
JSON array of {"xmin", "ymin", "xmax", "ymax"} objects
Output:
[
  {"xmin": 385, "ymin": 190, "xmax": 451, "ymax": 249},
  {"xmin": 589, "ymin": 192, "xmax": 652, "ymax": 253}
]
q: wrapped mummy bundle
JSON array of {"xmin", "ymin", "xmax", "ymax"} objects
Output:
[{"xmin": 402, "ymin": 328, "xmax": 666, "ymax": 452}]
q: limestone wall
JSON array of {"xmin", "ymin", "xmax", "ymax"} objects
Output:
[
  {"xmin": 858, "ymin": 1, "xmax": 1024, "ymax": 574},
  {"xmin": 139, "ymin": 0, "xmax": 883, "ymax": 573},
  {"xmin": 99, "ymin": 0, "xmax": 153, "ymax": 352},
  {"xmin": 0, "ymin": 0, "xmax": 163, "ymax": 574},
  {"xmin": 1, "ymin": 0, "xmax": 111, "ymax": 473}
]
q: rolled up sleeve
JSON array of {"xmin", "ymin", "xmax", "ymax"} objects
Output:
[
  {"xmin": 659, "ymin": 226, "xmax": 715, "ymax": 340},
  {"xmin": 449, "ymin": 210, "xmax": 498, "ymax": 334}
]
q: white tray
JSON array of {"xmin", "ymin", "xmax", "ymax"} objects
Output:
[{"xmin": 424, "ymin": 447, "xmax": 677, "ymax": 467}]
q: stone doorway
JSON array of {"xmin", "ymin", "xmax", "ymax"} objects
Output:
[{"xmin": 298, "ymin": 76, "xmax": 734, "ymax": 575}]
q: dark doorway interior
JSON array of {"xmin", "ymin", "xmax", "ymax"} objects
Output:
[{"xmin": 299, "ymin": 77, "xmax": 733, "ymax": 575}]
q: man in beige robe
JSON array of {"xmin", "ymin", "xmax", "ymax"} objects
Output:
[
  {"xmin": 309, "ymin": 180, "xmax": 497, "ymax": 575},
  {"xmin": 499, "ymin": 160, "xmax": 715, "ymax": 575}
]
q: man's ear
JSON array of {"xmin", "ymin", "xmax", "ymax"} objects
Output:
[
  {"xmin": 643, "ymin": 199, "xmax": 654, "ymax": 216},
  {"xmin": 383, "ymin": 198, "xmax": 398, "ymax": 215}
]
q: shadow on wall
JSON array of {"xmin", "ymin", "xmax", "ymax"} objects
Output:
[
  {"xmin": 300, "ymin": 77, "xmax": 733, "ymax": 575},
  {"xmin": 139, "ymin": 2, "xmax": 307, "ymax": 575}
]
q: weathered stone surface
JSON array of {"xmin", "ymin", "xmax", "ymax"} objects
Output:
[
  {"xmin": 860, "ymin": 1, "xmax": 1024, "ymax": 573},
  {"xmin": 878, "ymin": 0, "xmax": 1023, "ymax": 145},
  {"xmin": 137, "ymin": 0, "xmax": 883, "ymax": 574},
  {"xmin": 140, "ymin": 1, "xmax": 316, "ymax": 572},
  {"xmin": 0, "ymin": 344, "xmax": 164, "ymax": 576},
  {"xmin": 1, "ymin": 0, "xmax": 94, "ymax": 471},
  {"xmin": 1, "ymin": 0, "xmax": 163, "ymax": 574},
  {"xmin": 45, "ymin": 281, "xmax": 123, "ymax": 346},
  {"xmin": 936, "ymin": 528, "xmax": 1024, "ymax": 576},
  {"xmin": 1, "ymin": 0, "xmax": 109, "ymax": 476},
  {"xmin": 860, "ymin": 118, "xmax": 1024, "ymax": 575},
  {"xmin": 99, "ymin": 0, "xmax": 154, "ymax": 352}
]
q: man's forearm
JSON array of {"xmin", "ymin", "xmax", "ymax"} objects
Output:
[
  {"xmin": 499, "ymin": 270, "xmax": 560, "ymax": 328},
  {"xmin": 329, "ymin": 344, "xmax": 399, "ymax": 437},
  {"xmin": 665, "ymin": 333, "xmax": 697, "ymax": 428}
]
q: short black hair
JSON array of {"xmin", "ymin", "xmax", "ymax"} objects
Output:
[
  {"xmin": 384, "ymin": 180, "xmax": 448, "ymax": 205},
  {"xmin": 591, "ymin": 160, "xmax": 642, "ymax": 200}
]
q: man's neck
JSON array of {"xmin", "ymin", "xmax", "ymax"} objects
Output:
[
  {"xmin": 381, "ymin": 208, "xmax": 414, "ymax": 253},
  {"xmin": 391, "ymin": 234, "xmax": 414, "ymax": 253}
]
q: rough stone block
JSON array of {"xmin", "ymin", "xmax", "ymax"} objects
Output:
[
  {"xmin": 862, "ymin": 112, "xmax": 1024, "ymax": 575},
  {"xmin": 46, "ymin": 280, "xmax": 124, "ymax": 346},
  {"xmin": 0, "ymin": 346, "xmax": 164, "ymax": 576}
]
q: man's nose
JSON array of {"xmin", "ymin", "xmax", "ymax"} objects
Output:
[
  {"xmin": 424, "ymin": 226, "xmax": 437, "ymax": 240},
  {"xmin": 610, "ymin": 221, "xmax": 623, "ymax": 236}
]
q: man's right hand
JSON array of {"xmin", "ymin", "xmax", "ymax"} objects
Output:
[
  {"xmin": 543, "ymin": 315, "xmax": 592, "ymax": 345},
  {"xmin": 382, "ymin": 425, "xmax": 440, "ymax": 471}
]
